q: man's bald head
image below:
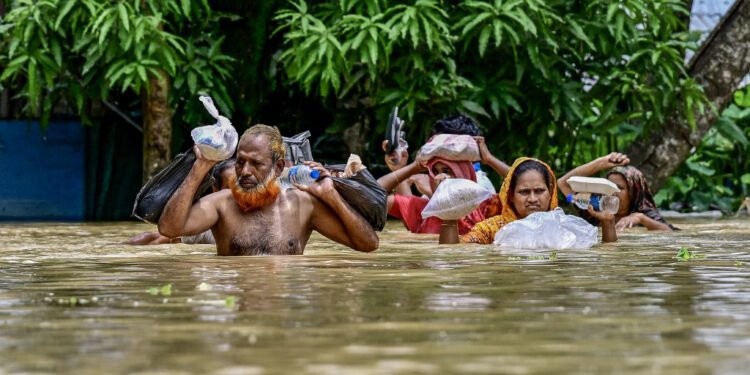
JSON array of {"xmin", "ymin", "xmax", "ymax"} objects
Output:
[{"xmin": 239, "ymin": 124, "xmax": 285, "ymax": 162}]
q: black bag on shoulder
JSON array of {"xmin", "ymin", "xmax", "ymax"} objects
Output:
[
  {"xmin": 326, "ymin": 164, "xmax": 387, "ymax": 231},
  {"xmin": 132, "ymin": 150, "xmax": 214, "ymax": 224}
]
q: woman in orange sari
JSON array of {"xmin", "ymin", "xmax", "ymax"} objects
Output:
[{"xmin": 439, "ymin": 157, "xmax": 617, "ymax": 244}]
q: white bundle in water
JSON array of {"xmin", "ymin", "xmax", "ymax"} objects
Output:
[
  {"xmin": 494, "ymin": 208, "xmax": 598, "ymax": 250},
  {"xmin": 421, "ymin": 178, "xmax": 492, "ymax": 220},
  {"xmin": 191, "ymin": 96, "xmax": 238, "ymax": 161}
]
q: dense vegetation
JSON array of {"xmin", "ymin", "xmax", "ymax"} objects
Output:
[{"xmin": 1, "ymin": 0, "xmax": 748, "ymax": 212}]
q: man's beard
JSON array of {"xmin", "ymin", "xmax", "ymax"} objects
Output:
[{"xmin": 230, "ymin": 171, "xmax": 281, "ymax": 212}]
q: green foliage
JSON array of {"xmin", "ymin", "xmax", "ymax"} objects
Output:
[
  {"xmin": 147, "ymin": 283, "xmax": 172, "ymax": 296},
  {"xmin": 656, "ymin": 86, "xmax": 750, "ymax": 212},
  {"xmin": 675, "ymin": 247, "xmax": 704, "ymax": 261},
  {"xmin": 274, "ymin": 0, "xmax": 707, "ymax": 170},
  {"xmin": 0, "ymin": 0, "xmax": 234, "ymax": 126}
]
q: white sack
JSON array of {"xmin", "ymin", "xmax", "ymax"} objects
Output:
[
  {"xmin": 191, "ymin": 96, "xmax": 238, "ymax": 161},
  {"xmin": 422, "ymin": 179, "xmax": 492, "ymax": 220},
  {"xmin": 493, "ymin": 208, "xmax": 598, "ymax": 250}
]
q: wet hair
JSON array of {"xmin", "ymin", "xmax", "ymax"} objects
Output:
[
  {"xmin": 240, "ymin": 124, "xmax": 285, "ymax": 162},
  {"xmin": 431, "ymin": 114, "xmax": 481, "ymax": 136},
  {"xmin": 211, "ymin": 158, "xmax": 235, "ymax": 190},
  {"xmin": 510, "ymin": 160, "xmax": 552, "ymax": 192}
]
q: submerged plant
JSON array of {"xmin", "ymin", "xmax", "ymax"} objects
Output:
[
  {"xmin": 675, "ymin": 247, "xmax": 705, "ymax": 261},
  {"xmin": 147, "ymin": 283, "xmax": 173, "ymax": 296}
]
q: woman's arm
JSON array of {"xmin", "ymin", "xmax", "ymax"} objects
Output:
[
  {"xmin": 588, "ymin": 208, "xmax": 617, "ymax": 242},
  {"xmin": 558, "ymin": 152, "xmax": 630, "ymax": 198},
  {"xmin": 474, "ymin": 136, "xmax": 510, "ymax": 177},
  {"xmin": 439, "ymin": 220, "xmax": 459, "ymax": 244},
  {"xmin": 377, "ymin": 161, "xmax": 426, "ymax": 193},
  {"xmin": 616, "ymin": 212, "xmax": 673, "ymax": 231}
]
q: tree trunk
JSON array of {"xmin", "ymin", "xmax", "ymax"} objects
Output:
[
  {"xmin": 142, "ymin": 70, "xmax": 172, "ymax": 182},
  {"xmin": 626, "ymin": 0, "xmax": 750, "ymax": 191}
]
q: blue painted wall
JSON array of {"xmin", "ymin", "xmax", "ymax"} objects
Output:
[{"xmin": 0, "ymin": 121, "xmax": 84, "ymax": 220}]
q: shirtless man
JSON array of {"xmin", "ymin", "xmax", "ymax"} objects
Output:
[{"xmin": 158, "ymin": 124, "xmax": 379, "ymax": 255}]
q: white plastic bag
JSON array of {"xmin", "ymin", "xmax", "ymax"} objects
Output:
[
  {"xmin": 191, "ymin": 96, "xmax": 238, "ymax": 161},
  {"xmin": 421, "ymin": 178, "xmax": 492, "ymax": 220},
  {"xmin": 493, "ymin": 208, "xmax": 598, "ymax": 250},
  {"xmin": 416, "ymin": 134, "xmax": 480, "ymax": 163}
]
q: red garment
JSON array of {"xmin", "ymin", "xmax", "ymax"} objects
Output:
[
  {"xmin": 388, "ymin": 194, "xmax": 486, "ymax": 235},
  {"xmin": 425, "ymin": 157, "xmax": 477, "ymax": 182}
]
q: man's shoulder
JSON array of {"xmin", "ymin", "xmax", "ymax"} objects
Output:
[{"xmin": 201, "ymin": 190, "xmax": 235, "ymax": 210}]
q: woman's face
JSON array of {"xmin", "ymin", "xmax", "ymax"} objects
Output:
[
  {"xmin": 511, "ymin": 170, "xmax": 551, "ymax": 219},
  {"xmin": 429, "ymin": 162, "xmax": 456, "ymax": 191},
  {"xmin": 607, "ymin": 173, "xmax": 630, "ymax": 216}
]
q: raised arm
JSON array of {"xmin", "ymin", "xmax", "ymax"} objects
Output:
[
  {"xmin": 382, "ymin": 140, "xmax": 413, "ymax": 196},
  {"xmin": 377, "ymin": 161, "xmax": 426, "ymax": 193},
  {"xmin": 588, "ymin": 207, "xmax": 617, "ymax": 242},
  {"xmin": 558, "ymin": 152, "xmax": 630, "ymax": 198},
  {"xmin": 298, "ymin": 176, "xmax": 379, "ymax": 252},
  {"xmin": 158, "ymin": 147, "xmax": 221, "ymax": 238},
  {"xmin": 474, "ymin": 136, "xmax": 510, "ymax": 177}
]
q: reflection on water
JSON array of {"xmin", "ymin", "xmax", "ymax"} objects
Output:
[{"xmin": 1, "ymin": 220, "xmax": 750, "ymax": 373}]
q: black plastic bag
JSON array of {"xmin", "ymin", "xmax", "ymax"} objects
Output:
[
  {"xmin": 132, "ymin": 150, "xmax": 214, "ymax": 224},
  {"xmin": 326, "ymin": 164, "xmax": 387, "ymax": 231}
]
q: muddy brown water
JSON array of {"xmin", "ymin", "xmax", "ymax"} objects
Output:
[{"xmin": 1, "ymin": 220, "xmax": 749, "ymax": 374}]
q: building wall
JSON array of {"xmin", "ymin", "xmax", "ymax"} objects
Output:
[{"xmin": 0, "ymin": 121, "xmax": 85, "ymax": 220}]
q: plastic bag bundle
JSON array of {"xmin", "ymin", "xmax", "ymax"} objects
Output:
[
  {"xmin": 132, "ymin": 150, "xmax": 214, "ymax": 224},
  {"xmin": 416, "ymin": 134, "xmax": 480, "ymax": 163},
  {"xmin": 326, "ymin": 162, "xmax": 388, "ymax": 231},
  {"xmin": 493, "ymin": 208, "xmax": 598, "ymax": 250},
  {"xmin": 190, "ymin": 96, "xmax": 238, "ymax": 161},
  {"xmin": 421, "ymin": 179, "xmax": 492, "ymax": 220}
]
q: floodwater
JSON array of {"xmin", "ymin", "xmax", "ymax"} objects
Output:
[{"xmin": 1, "ymin": 220, "xmax": 749, "ymax": 374}]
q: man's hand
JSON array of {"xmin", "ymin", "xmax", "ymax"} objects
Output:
[
  {"xmin": 473, "ymin": 136, "xmax": 491, "ymax": 164},
  {"xmin": 382, "ymin": 140, "xmax": 409, "ymax": 171},
  {"xmin": 615, "ymin": 212, "xmax": 642, "ymax": 231},
  {"xmin": 294, "ymin": 162, "xmax": 335, "ymax": 198},
  {"xmin": 598, "ymin": 152, "xmax": 630, "ymax": 170},
  {"xmin": 193, "ymin": 145, "xmax": 219, "ymax": 169}
]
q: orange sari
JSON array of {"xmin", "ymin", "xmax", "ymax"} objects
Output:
[{"xmin": 461, "ymin": 157, "xmax": 559, "ymax": 244}]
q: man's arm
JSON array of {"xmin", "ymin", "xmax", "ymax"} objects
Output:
[
  {"xmin": 158, "ymin": 147, "xmax": 221, "ymax": 238},
  {"xmin": 295, "ymin": 171, "xmax": 378, "ymax": 252},
  {"xmin": 558, "ymin": 152, "xmax": 630, "ymax": 197}
]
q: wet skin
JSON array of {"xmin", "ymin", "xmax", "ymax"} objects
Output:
[{"xmin": 158, "ymin": 135, "xmax": 378, "ymax": 255}]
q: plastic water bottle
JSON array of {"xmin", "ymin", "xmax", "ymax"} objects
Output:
[
  {"xmin": 567, "ymin": 193, "xmax": 619, "ymax": 213},
  {"xmin": 278, "ymin": 165, "xmax": 320, "ymax": 190},
  {"xmin": 474, "ymin": 162, "xmax": 496, "ymax": 194}
]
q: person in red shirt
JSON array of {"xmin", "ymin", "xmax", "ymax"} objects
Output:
[{"xmin": 378, "ymin": 115, "xmax": 510, "ymax": 235}]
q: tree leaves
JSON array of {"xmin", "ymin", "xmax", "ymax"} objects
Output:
[{"xmin": 0, "ymin": 0, "xmax": 235, "ymax": 126}]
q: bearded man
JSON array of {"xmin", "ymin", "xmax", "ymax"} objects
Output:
[{"xmin": 158, "ymin": 125, "xmax": 379, "ymax": 255}]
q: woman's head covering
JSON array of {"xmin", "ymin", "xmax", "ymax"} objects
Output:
[
  {"xmin": 606, "ymin": 166, "xmax": 675, "ymax": 228},
  {"xmin": 425, "ymin": 157, "xmax": 477, "ymax": 182},
  {"xmin": 462, "ymin": 157, "xmax": 558, "ymax": 244}
]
